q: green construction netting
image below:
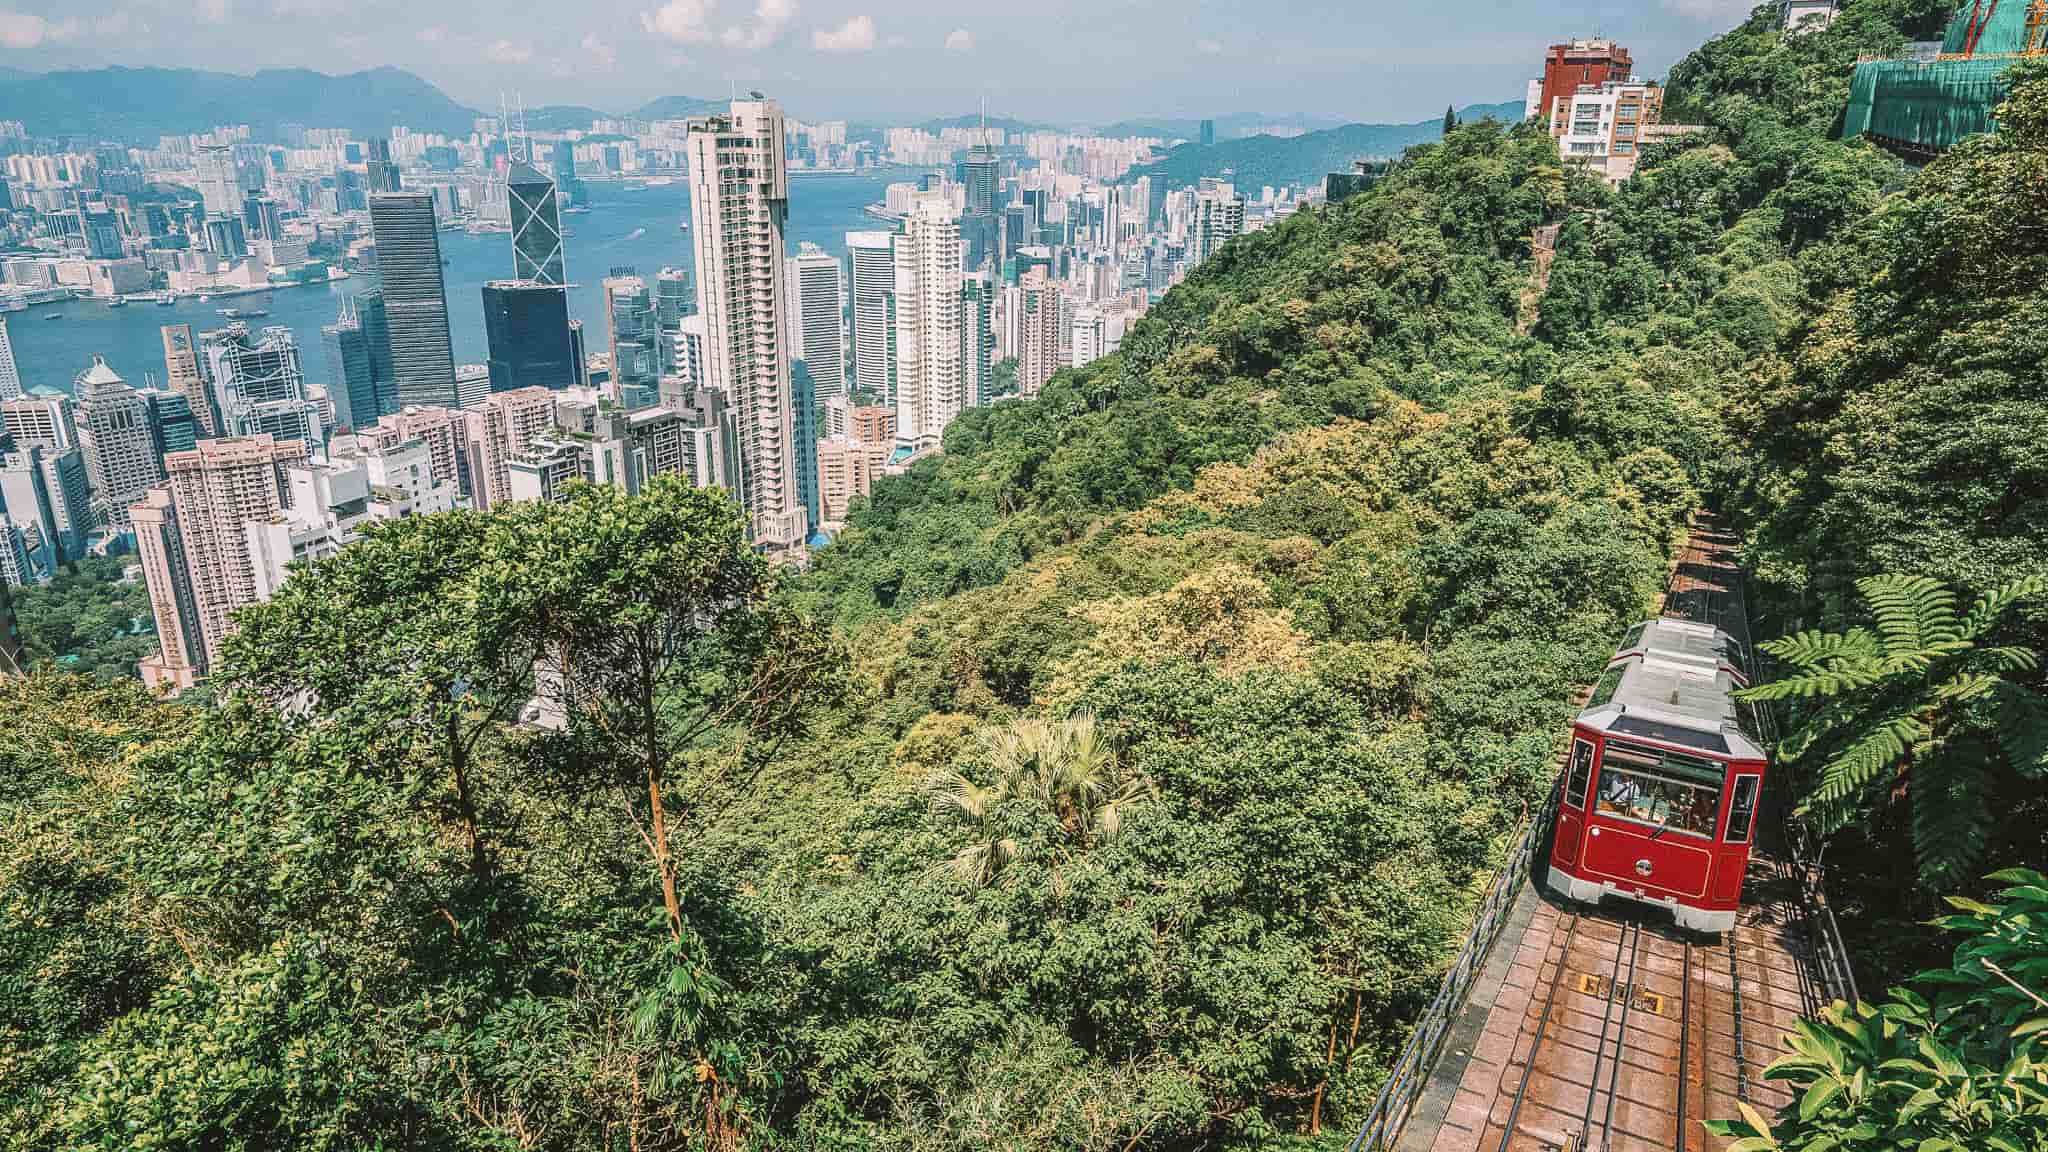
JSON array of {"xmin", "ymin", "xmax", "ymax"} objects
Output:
[
  {"xmin": 1844, "ymin": 56, "xmax": 2016, "ymax": 150},
  {"xmin": 1943, "ymin": 0, "xmax": 2032, "ymax": 55}
]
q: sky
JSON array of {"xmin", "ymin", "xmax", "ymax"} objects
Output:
[{"xmin": 0, "ymin": 0, "xmax": 1761, "ymax": 124}]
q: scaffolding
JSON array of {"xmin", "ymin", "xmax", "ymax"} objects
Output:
[{"xmin": 1843, "ymin": 0, "xmax": 2048, "ymax": 157}]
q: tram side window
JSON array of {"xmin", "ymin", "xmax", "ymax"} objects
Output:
[
  {"xmin": 1726, "ymin": 775, "xmax": 1759, "ymax": 844},
  {"xmin": 1595, "ymin": 745, "xmax": 1722, "ymax": 837},
  {"xmin": 1566, "ymin": 740, "xmax": 1594, "ymax": 808}
]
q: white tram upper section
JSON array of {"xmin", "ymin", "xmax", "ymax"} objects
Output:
[{"xmin": 1574, "ymin": 618, "xmax": 1765, "ymax": 763}]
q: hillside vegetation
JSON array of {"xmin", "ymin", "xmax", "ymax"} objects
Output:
[{"xmin": 4, "ymin": 0, "xmax": 2047, "ymax": 1149}]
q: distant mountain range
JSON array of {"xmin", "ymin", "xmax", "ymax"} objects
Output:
[
  {"xmin": 1092, "ymin": 113, "xmax": 1350, "ymax": 141},
  {"xmin": 0, "ymin": 66, "xmax": 741, "ymax": 142},
  {"xmin": 0, "ymin": 66, "xmax": 481, "ymax": 140},
  {"xmin": 1131, "ymin": 100, "xmax": 1525, "ymax": 190}
]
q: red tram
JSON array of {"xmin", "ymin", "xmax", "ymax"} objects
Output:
[{"xmin": 1546, "ymin": 617, "xmax": 1767, "ymax": 934}]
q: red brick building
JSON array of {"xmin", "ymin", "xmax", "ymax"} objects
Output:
[{"xmin": 1532, "ymin": 39, "xmax": 1635, "ymax": 135}]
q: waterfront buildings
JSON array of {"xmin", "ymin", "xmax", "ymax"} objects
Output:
[
  {"xmin": 202, "ymin": 324, "xmax": 323, "ymax": 447},
  {"xmin": 368, "ymin": 191, "xmax": 458, "ymax": 408},
  {"xmin": 687, "ymin": 98, "xmax": 808, "ymax": 549}
]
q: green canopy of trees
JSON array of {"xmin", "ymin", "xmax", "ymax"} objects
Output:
[{"xmin": 6, "ymin": 0, "xmax": 2048, "ymax": 1146}]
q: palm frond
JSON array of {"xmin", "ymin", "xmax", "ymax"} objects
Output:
[
  {"xmin": 1976, "ymin": 646, "xmax": 2043, "ymax": 675},
  {"xmin": 1960, "ymin": 575, "xmax": 2048, "ymax": 640},
  {"xmin": 925, "ymin": 768, "xmax": 1001, "ymax": 825},
  {"xmin": 1933, "ymin": 672, "xmax": 2002, "ymax": 705},
  {"xmin": 1858, "ymin": 574, "xmax": 1960, "ymax": 656}
]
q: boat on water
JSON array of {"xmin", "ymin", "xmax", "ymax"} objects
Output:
[
  {"xmin": 197, "ymin": 294, "xmax": 211, "ymax": 302},
  {"xmin": 156, "ymin": 292, "xmax": 176, "ymax": 305},
  {"xmin": 220, "ymin": 307, "xmax": 269, "ymax": 319},
  {"xmin": 45, "ymin": 312, "xmax": 63, "ymax": 320},
  {"xmin": 678, "ymin": 219, "xmax": 691, "ymax": 232},
  {"xmin": 107, "ymin": 297, "xmax": 127, "ymax": 308}
]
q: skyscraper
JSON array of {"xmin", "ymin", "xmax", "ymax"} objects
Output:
[
  {"xmin": 1190, "ymin": 179, "xmax": 1245, "ymax": 266},
  {"xmin": 507, "ymin": 161, "xmax": 567, "ymax": 286},
  {"xmin": 160, "ymin": 435, "xmax": 309, "ymax": 669},
  {"xmin": 194, "ymin": 143, "xmax": 240, "ymax": 216},
  {"xmin": 365, "ymin": 137, "xmax": 401, "ymax": 194},
  {"xmin": 321, "ymin": 295, "xmax": 397, "ymax": 429},
  {"xmin": 74, "ymin": 357, "xmax": 165, "ymax": 533},
  {"xmin": 891, "ymin": 196, "xmax": 968, "ymax": 450},
  {"xmin": 482, "ymin": 280, "xmax": 576, "ymax": 392},
  {"xmin": 160, "ymin": 324, "xmax": 217, "ymax": 438},
  {"xmin": 0, "ymin": 316, "xmax": 19, "ymax": 401},
  {"xmin": 142, "ymin": 389, "xmax": 199, "ymax": 456},
  {"xmin": 368, "ymin": 191, "xmax": 459, "ymax": 408},
  {"xmin": 786, "ymin": 243, "xmax": 845, "ymax": 402},
  {"xmin": 1199, "ymin": 119, "xmax": 1216, "ymax": 146},
  {"xmin": 846, "ymin": 230, "xmax": 896, "ymax": 403},
  {"xmin": 462, "ymin": 385, "xmax": 556, "ymax": 510},
  {"xmin": 960, "ymin": 145, "xmax": 1001, "ymax": 271},
  {"xmin": 202, "ymin": 325, "xmax": 323, "ymax": 446},
  {"xmin": 687, "ymin": 98, "xmax": 807, "ymax": 548}
]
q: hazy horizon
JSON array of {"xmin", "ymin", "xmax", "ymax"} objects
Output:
[{"xmin": 0, "ymin": 0, "xmax": 1759, "ymax": 124}]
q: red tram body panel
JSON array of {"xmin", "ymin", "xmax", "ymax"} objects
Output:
[{"xmin": 1547, "ymin": 618, "xmax": 1766, "ymax": 934}]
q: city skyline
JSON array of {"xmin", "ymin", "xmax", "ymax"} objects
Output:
[{"xmin": 0, "ymin": 0, "xmax": 1758, "ymax": 123}]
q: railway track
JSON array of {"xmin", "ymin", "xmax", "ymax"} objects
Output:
[{"xmin": 1391, "ymin": 517, "xmax": 1831, "ymax": 1152}]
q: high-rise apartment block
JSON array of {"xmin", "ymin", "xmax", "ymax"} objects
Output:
[
  {"xmin": 1190, "ymin": 179, "xmax": 1245, "ymax": 266},
  {"xmin": 891, "ymin": 195, "xmax": 967, "ymax": 451},
  {"xmin": 462, "ymin": 386, "xmax": 556, "ymax": 510},
  {"xmin": 368, "ymin": 191, "xmax": 459, "ymax": 408},
  {"xmin": 159, "ymin": 434, "xmax": 309, "ymax": 669},
  {"xmin": 131, "ymin": 487, "xmax": 202, "ymax": 694},
  {"xmin": 1018, "ymin": 271, "xmax": 1063, "ymax": 398},
  {"xmin": 687, "ymin": 98, "xmax": 808, "ymax": 548},
  {"xmin": 0, "ymin": 316, "xmax": 19, "ymax": 401}
]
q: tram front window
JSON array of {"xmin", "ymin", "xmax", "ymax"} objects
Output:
[{"xmin": 1594, "ymin": 741, "xmax": 1723, "ymax": 837}]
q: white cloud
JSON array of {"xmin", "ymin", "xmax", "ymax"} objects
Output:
[
  {"xmin": 642, "ymin": 0, "xmax": 714, "ymax": 44},
  {"xmin": 416, "ymin": 23, "xmax": 446, "ymax": 42},
  {"xmin": 1195, "ymin": 37, "xmax": 1221, "ymax": 54},
  {"xmin": 812, "ymin": 13, "xmax": 874, "ymax": 53},
  {"xmin": 1664, "ymin": 0, "xmax": 1754, "ymax": 18},
  {"xmin": 582, "ymin": 32, "xmax": 617, "ymax": 68},
  {"xmin": 195, "ymin": 0, "xmax": 230, "ymax": 24},
  {"xmin": 944, "ymin": 28, "xmax": 972, "ymax": 53},
  {"xmin": 722, "ymin": 0, "xmax": 793, "ymax": 49},
  {"xmin": 486, "ymin": 38, "xmax": 533, "ymax": 64},
  {"xmin": 0, "ymin": 8, "xmax": 81, "ymax": 47}
]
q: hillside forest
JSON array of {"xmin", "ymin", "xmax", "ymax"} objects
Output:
[{"xmin": 4, "ymin": 1, "xmax": 2047, "ymax": 1149}]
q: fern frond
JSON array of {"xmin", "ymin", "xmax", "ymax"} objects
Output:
[
  {"xmin": 1977, "ymin": 646, "xmax": 2043, "ymax": 675},
  {"xmin": 1762, "ymin": 627, "xmax": 1881, "ymax": 671},
  {"xmin": 1859, "ymin": 574, "xmax": 1959, "ymax": 656},
  {"xmin": 1993, "ymin": 680, "xmax": 2048, "ymax": 779},
  {"xmin": 1961, "ymin": 575, "xmax": 2048, "ymax": 640},
  {"xmin": 1912, "ymin": 755, "xmax": 1995, "ymax": 888},
  {"xmin": 1738, "ymin": 667, "xmax": 1888, "ymax": 701},
  {"xmin": 1814, "ymin": 714, "xmax": 1928, "ymax": 805},
  {"xmin": 1933, "ymin": 673, "xmax": 2002, "ymax": 705}
]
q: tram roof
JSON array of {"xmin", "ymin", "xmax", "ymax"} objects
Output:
[{"xmin": 1577, "ymin": 618, "xmax": 1766, "ymax": 761}]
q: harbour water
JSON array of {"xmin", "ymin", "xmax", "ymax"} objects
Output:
[{"xmin": 5, "ymin": 170, "xmax": 917, "ymax": 398}]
